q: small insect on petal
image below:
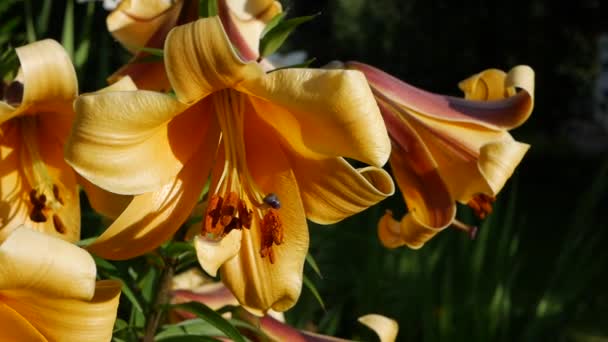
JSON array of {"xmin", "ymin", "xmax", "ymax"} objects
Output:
[{"xmin": 263, "ymin": 193, "xmax": 281, "ymax": 209}]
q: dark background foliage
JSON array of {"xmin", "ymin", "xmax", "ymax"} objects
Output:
[{"xmin": 1, "ymin": 0, "xmax": 607, "ymax": 341}]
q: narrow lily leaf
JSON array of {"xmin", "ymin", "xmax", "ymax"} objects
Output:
[
  {"xmin": 230, "ymin": 318, "xmax": 272, "ymax": 342},
  {"xmin": 61, "ymin": 0, "xmax": 75, "ymax": 60},
  {"xmin": 199, "ymin": 0, "xmax": 218, "ymax": 17},
  {"xmin": 77, "ymin": 236, "xmax": 97, "ymax": 247},
  {"xmin": 157, "ymin": 336, "xmax": 221, "ymax": 342},
  {"xmin": 172, "ymin": 302, "xmax": 246, "ymax": 342},
  {"xmin": 164, "ymin": 241, "xmax": 196, "ymax": 259},
  {"xmin": 112, "ymin": 277, "xmax": 144, "ymax": 313},
  {"xmin": 93, "ymin": 255, "xmax": 118, "ymax": 272},
  {"xmin": 304, "ymin": 274, "xmax": 326, "ymax": 310},
  {"xmin": 113, "ymin": 319, "xmax": 129, "ymax": 334},
  {"xmin": 123, "ymin": 45, "xmax": 165, "ymax": 57},
  {"xmin": 36, "ymin": 0, "xmax": 52, "ymax": 37},
  {"xmin": 268, "ymin": 57, "xmax": 317, "ymax": 73},
  {"xmin": 74, "ymin": 1, "xmax": 95, "ymax": 68},
  {"xmin": 260, "ymin": 12, "xmax": 287, "ymax": 39},
  {"xmin": 259, "ymin": 13, "xmax": 319, "ymax": 58},
  {"xmin": 24, "ymin": 0, "xmax": 36, "ymax": 42},
  {"xmin": 306, "ymin": 253, "xmax": 323, "ymax": 279},
  {"xmin": 132, "ymin": 54, "xmax": 165, "ymax": 64},
  {"xmin": 207, "ymin": 0, "xmax": 218, "ymax": 17},
  {"xmin": 158, "ymin": 318, "xmax": 223, "ymax": 338}
]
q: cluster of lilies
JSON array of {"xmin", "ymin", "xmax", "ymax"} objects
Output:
[{"xmin": 0, "ymin": 0, "xmax": 534, "ymax": 340}]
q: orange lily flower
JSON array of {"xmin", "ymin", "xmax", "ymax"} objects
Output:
[
  {"xmin": 66, "ymin": 17, "xmax": 393, "ymax": 313},
  {"xmin": 345, "ymin": 62, "xmax": 534, "ymax": 249},
  {"xmin": 0, "ymin": 227, "xmax": 121, "ymax": 341},
  {"xmin": 107, "ymin": 0, "xmax": 281, "ymax": 90},
  {"xmin": 0, "ymin": 39, "xmax": 80, "ymax": 243}
]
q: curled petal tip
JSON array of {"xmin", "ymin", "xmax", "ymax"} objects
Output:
[{"xmin": 358, "ymin": 314, "xmax": 399, "ymax": 342}]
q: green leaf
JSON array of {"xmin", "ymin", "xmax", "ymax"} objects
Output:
[
  {"xmin": 61, "ymin": 0, "xmax": 75, "ymax": 60},
  {"xmin": 199, "ymin": 0, "xmax": 218, "ymax": 17},
  {"xmin": 132, "ymin": 54, "xmax": 164, "ymax": 64},
  {"xmin": 157, "ymin": 336, "xmax": 221, "ymax": 342},
  {"xmin": 164, "ymin": 241, "xmax": 195, "ymax": 259},
  {"xmin": 268, "ymin": 57, "xmax": 316, "ymax": 73},
  {"xmin": 93, "ymin": 255, "xmax": 118, "ymax": 272},
  {"xmin": 23, "ymin": 0, "xmax": 36, "ymax": 43},
  {"xmin": 77, "ymin": 236, "xmax": 97, "ymax": 247},
  {"xmin": 260, "ymin": 12, "xmax": 286, "ymax": 39},
  {"xmin": 259, "ymin": 13, "xmax": 319, "ymax": 58},
  {"xmin": 303, "ymin": 274, "xmax": 325, "ymax": 310},
  {"xmin": 158, "ymin": 318, "xmax": 224, "ymax": 339},
  {"xmin": 172, "ymin": 302, "xmax": 246, "ymax": 342},
  {"xmin": 36, "ymin": 0, "xmax": 52, "ymax": 37},
  {"xmin": 113, "ymin": 277, "xmax": 144, "ymax": 314},
  {"xmin": 123, "ymin": 45, "xmax": 165, "ymax": 57},
  {"xmin": 305, "ymin": 253, "xmax": 323, "ymax": 279}
]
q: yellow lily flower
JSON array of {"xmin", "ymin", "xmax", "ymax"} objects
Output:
[
  {"xmin": 66, "ymin": 17, "xmax": 393, "ymax": 313},
  {"xmin": 0, "ymin": 39, "xmax": 80, "ymax": 243},
  {"xmin": 0, "ymin": 227, "xmax": 121, "ymax": 341},
  {"xmin": 107, "ymin": 0, "xmax": 281, "ymax": 90},
  {"xmin": 345, "ymin": 62, "xmax": 534, "ymax": 249},
  {"xmin": 106, "ymin": 0, "xmax": 198, "ymax": 91},
  {"xmin": 218, "ymin": 0, "xmax": 282, "ymax": 61}
]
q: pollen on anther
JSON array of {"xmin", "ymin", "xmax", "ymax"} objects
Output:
[{"xmin": 260, "ymin": 208, "xmax": 283, "ymax": 264}]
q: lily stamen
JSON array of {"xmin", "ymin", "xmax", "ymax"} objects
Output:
[
  {"xmin": 203, "ymin": 89, "xmax": 284, "ymax": 262},
  {"xmin": 451, "ymin": 220, "xmax": 478, "ymax": 240},
  {"xmin": 20, "ymin": 116, "xmax": 65, "ymax": 230},
  {"xmin": 260, "ymin": 208, "xmax": 283, "ymax": 264},
  {"xmin": 467, "ymin": 193, "xmax": 495, "ymax": 219}
]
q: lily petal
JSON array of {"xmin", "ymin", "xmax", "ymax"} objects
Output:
[
  {"xmin": 75, "ymin": 76, "xmax": 137, "ymax": 219},
  {"xmin": 87, "ymin": 120, "xmax": 220, "ymax": 260},
  {"xmin": 164, "ymin": 17, "xmax": 264, "ymax": 104},
  {"xmin": 34, "ymin": 116, "xmax": 80, "ymax": 242},
  {"xmin": 459, "ymin": 68, "xmax": 515, "ymax": 100},
  {"xmin": 107, "ymin": 0, "xmax": 179, "ymax": 54},
  {"xmin": 15, "ymin": 39, "xmax": 78, "ymax": 112},
  {"xmin": 195, "ymin": 229, "xmax": 242, "ymax": 277},
  {"xmin": 67, "ymin": 91, "xmax": 209, "ymax": 195},
  {"xmin": 78, "ymin": 174, "xmax": 133, "ymax": 219},
  {"xmin": 2, "ymin": 280, "xmax": 121, "ymax": 342},
  {"xmin": 402, "ymin": 109, "xmax": 529, "ymax": 201},
  {"xmin": 347, "ymin": 62, "xmax": 534, "ymax": 130},
  {"xmin": 219, "ymin": 0, "xmax": 282, "ymax": 60},
  {"xmin": 286, "ymin": 153, "xmax": 394, "ymax": 224},
  {"xmin": 0, "ymin": 123, "xmax": 35, "ymax": 243},
  {"xmin": 358, "ymin": 314, "xmax": 399, "ymax": 342},
  {"xmin": 0, "ymin": 303, "xmax": 46, "ymax": 342},
  {"xmin": 0, "ymin": 227, "xmax": 95, "ymax": 299},
  {"xmin": 221, "ymin": 110, "xmax": 307, "ymax": 314},
  {"xmin": 378, "ymin": 101, "xmax": 455, "ymax": 249},
  {"xmin": 240, "ymin": 68, "xmax": 390, "ymax": 167}
]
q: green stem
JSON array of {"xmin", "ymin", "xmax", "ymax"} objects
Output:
[{"xmin": 143, "ymin": 258, "xmax": 176, "ymax": 342}]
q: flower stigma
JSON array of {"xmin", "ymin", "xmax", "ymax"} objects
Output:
[{"xmin": 201, "ymin": 89, "xmax": 284, "ymax": 264}]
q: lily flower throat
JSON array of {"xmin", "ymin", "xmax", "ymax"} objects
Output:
[
  {"xmin": 3, "ymin": 81, "xmax": 66, "ymax": 234},
  {"xmin": 202, "ymin": 89, "xmax": 283, "ymax": 263}
]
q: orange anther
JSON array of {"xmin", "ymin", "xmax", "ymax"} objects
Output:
[
  {"xmin": 220, "ymin": 192, "xmax": 239, "ymax": 226},
  {"xmin": 238, "ymin": 199, "xmax": 252, "ymax": 229},
  {"xmin": 467, "ymin": 193, "xmax": 495, "ymax": 220},
  {"xmin": 260, "ymin": 208, "xmax": 283, "ymax": 264},
  {"xmin": 203, "ymin": 194, "xmax": 224, "ymax": 236}
]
